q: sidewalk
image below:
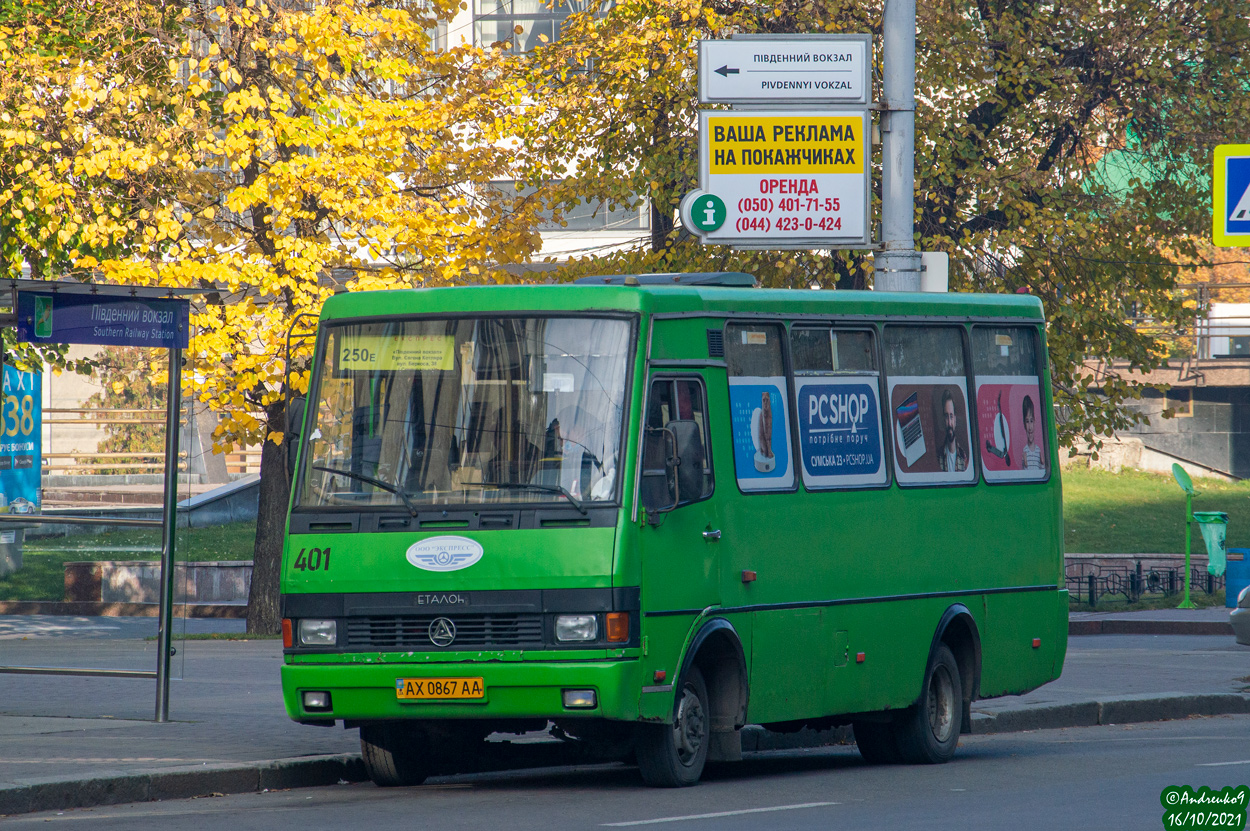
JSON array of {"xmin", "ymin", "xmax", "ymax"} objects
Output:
[{"xmin": 0, "ymin": 610, "xmax": 1246, "ymax": 817}]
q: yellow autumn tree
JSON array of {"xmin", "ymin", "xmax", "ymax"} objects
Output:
[{"xmin": 1, "ymin": 0, "xmax": 543, "ymax": 631}]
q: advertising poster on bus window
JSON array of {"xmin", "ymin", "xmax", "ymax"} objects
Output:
[
  {"xmin": 975, "ymin": 377, "xmax": 1046, "ymax": 482},
  {"xmin": 728, "ymin": 378, "xmax": 793, "ymax": 491},
  {"xmin": 0, "ymin": 364, "xmax": 41, "ymax": 513},
  {"xmin": 794, "ymin": 378, "xmax": 885, "ymax": 488},
  {"xmin": 888, "ymin": 378, "xmax": 975, "ymax": 486}
]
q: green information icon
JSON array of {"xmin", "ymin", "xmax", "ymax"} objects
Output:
[{"xmin": 690, "ymin": 194, "xmax": 727, "ymax": 232}]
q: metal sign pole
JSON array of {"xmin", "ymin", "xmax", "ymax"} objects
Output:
[
  {"xmin": 1172, "ymin": 463, "xmax": 1198, "ymax": 610},
  {"xmin": 875, "ymin": 0, "xmax": 922, "ymax": 290},
  {"xmin": 1180, "ymin": 489, "xmax": 1196, "ymax": 609},
  {"xmin": 155, "ymin": 346, "xmax": 183, "ymax": 722}
]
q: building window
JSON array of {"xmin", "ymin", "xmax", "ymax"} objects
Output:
[
  {"xmin": 489, "ymin": 182, "xmax": 648, "ymax": 231},
  {"xmin": 430, "ymin": 20, "xmax": 448, "ymax": 52},
  {"xmin": 474, "ymin": 0, "xmax": 609, "ymax": 54},
  {"xmin": 1166, "ymin": 388, "xmax": 1193, "ymax": 418}
]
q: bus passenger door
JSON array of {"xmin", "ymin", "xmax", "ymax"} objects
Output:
[{"xmin": 638, "ymin": 374, "xmax": 723, "ymax": 625}]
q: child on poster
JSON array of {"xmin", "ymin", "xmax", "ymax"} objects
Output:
[{"xmin": 1022, "ymin": 395, "xmax": 1043, "ymax": 470}]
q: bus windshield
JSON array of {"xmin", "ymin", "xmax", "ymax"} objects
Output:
[{"xmin": 296, "ymin": 316, "xmax": 632, "ymax": 511}]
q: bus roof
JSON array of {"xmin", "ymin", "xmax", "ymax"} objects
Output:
[{"xmin": 319, "ymin": 283, "xmax": 1045, "ymax": 323}]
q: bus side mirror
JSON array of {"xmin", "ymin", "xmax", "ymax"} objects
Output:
[
  {"xmin": 641, "ymin": 426, "xmax": 678, "ymax": 522},
  {"xmin": 286, "ymin": 396, "xmax": 306, "ymax": 479}
]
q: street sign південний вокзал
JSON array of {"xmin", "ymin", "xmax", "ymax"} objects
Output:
[
  {"xmin": 698, "ymin": 35, "xmax": 870, "ymax": 106},
  {"xmin": 16, "ymin": 292, "xmax": 190, "ymax": 350},
  {"xmin": 682, "ymin": 109, "xmax": 870, "ymax": 249}
]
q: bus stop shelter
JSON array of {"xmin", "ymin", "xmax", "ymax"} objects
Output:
[{"xmin": 0, "ymin": 279, "xmax": 200, "ymax": 721}]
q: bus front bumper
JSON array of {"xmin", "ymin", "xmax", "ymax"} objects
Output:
[{"xmin": 281, "ymin": 658, "xmax": 642, "ymax": 723}]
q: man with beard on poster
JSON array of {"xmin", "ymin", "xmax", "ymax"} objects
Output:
[{"xmin": 937, "ymin": 388, "xmax": 968, "ymax": 472}]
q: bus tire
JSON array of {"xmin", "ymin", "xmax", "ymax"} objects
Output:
[
  {"xmin": 895, "ymin": 643, "xmax": 962, "ymax": 764},
  {"xmin": 635, "ymin": 666, "xmax": 709, "ymax": 787},
  {"xmin": 852, "ymin": 720, "xmax": 901, "ymax": 764},
  {"xmin": 360, "ymin": 723, "xmax": 430, "ymax": 787}
]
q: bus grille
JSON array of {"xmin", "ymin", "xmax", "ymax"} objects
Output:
[{"xmin": 344, "ymin": 614, "xmax": 544, "ymax": 650}]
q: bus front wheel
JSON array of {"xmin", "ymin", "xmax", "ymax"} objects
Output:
[
  {"xmin": 635, "ymin": 666, "xmax": 709, "ymax": 787},
  {"xmin": 895, "ymin": 643, "xmax": 962, "ymax": 764},
  {"xmin": 360, "ymin": 722, "xmax": 430, "ymax": 787}
]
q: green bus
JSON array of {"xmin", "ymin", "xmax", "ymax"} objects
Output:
[{"xmin": 280, "ymin": 273, "xmax": 1067, "ymax": 788}]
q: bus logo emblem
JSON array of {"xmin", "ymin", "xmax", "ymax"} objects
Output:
[
  {"xmin": 428, "ymin": 618, "xmax": 456, "ymax": 647},
  {"xmin": 406, "ymin": 536, "xmax": 484, "ymax": 572}
]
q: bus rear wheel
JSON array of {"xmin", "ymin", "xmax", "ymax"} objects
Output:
[
  {"xmin": 635, "ymin": 666, "xmax": 709, "ymax": 787},
  {"xmin": 895, "ymin": 643, "xmax": 962, "ymax": 764},
  {"xmin": 360, "ymin": 722, "xmax": 430, "ymax": 787}
]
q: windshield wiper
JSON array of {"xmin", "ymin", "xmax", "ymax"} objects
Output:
[
  {"xmin": 312, "ymin": 465, "xmax": 418, "ymax": 517},
  {"xmin": 477, "ymin": 481, "xmax": 588, "ymax": 515}
]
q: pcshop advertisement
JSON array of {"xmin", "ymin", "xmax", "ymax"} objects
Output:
[{"xmin": 683, "ymin": 109, "xmax": 870, "ymax": 249}]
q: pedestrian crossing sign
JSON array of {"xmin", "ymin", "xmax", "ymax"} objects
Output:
[{"xmin": 1214, "ymin": 144, "xmax": 1250, "ymax": 247}]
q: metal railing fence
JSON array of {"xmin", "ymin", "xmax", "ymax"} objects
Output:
[{"xmin": 1065, "ymin": 561, "xmax": 1226, "ymax": 606}]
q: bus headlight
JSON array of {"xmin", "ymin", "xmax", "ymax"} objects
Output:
[
  {"xmin": 562, "ymin": 689, "xmax": 597, "ymax": 709},
  {"xmin": 302, "ymin": 691, "xmax": 332, "ymax": 711},
  {"xmin": 299, "ymin": 619, "xmax": 337, "ymax": 646},
  {"xmin": 555, "ymin": 615, "xmax": 597, "ymax": 642}
]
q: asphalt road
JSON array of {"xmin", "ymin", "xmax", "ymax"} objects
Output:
[{"xmin": 9, "ymin": 714, "xmax": 1248, "ymax": 830}]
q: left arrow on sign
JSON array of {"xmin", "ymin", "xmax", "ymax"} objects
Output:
[{"xmin": 715, "ymin": 65, "xmax": 739, "ymax": 77}]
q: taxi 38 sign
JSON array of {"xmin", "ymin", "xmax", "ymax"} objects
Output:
[
  {"xmin": 682, "ymin": 110, "xmax": 869, "ymax": 249},
  {"xmin": 0, "ymin": 365, "xmax": 40, "ymax": 512}
]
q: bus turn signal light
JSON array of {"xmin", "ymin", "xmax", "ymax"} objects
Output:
[
  {"xmin": 606, "ymin": 612, "xmax": 629, "ymax": 642},
  {"xmin": 282, "ymin": 619, "xmax": 293, "ymax": 649},
  {"xmin": 742, "ymin": 570, "xmax": 757, "ymax": 583},
  {"xmin": 1032, "ymin": 638, "xmax": 1041, "ymax": 648}
]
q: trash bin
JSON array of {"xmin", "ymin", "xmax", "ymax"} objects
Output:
[
  {"xmin": 0, "ymin": 526, "xmax": 24, "ymax": 578},
  {"xmin": 1193, "ymin": 511, "xmax": 1229, "ymax": 577},
  {"xmin": 1227, "ymin": 548, "xmax": 1250, "ymax": 609}
]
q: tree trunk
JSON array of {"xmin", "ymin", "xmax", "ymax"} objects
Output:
[
  {"xmin": 246, "ymin": 401, "xmax": 289, "ymax": 634},
  {"xmin": 650, "ymin": 196, "xmax": 674, "ymax": 253},
  {"xmin": 834, "ymin": 254, "xmax": 868, "ymax": 291}
]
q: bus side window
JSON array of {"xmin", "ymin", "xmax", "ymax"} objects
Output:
[
  {"xmin": 971, "ymin": 326, "xmax": 1047, "ymax": 482},
  {"xmin": 883, "ymin": 325, "xmax": 976, "ymax": 486},
  {"xmin": 642, "ymin": 378, "xmax": 713, "ymax": 512},
  {"xmin": 671, "ymin": 378, "xmax": 712, "ymax": 503},
  {"xmin": 724, "ymin": 322, "xmax": 795, "ymax": 491},
  {"xmin": 790, "ymin": 326, "xmax": 887, "ymax": 489}
]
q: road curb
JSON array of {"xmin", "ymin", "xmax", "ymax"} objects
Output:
[
  {"xmin": 0, "ymin": 754, "xmax": 366, "ymax": 818},
  {"xmin": 1069, "ymin": 619, "xmax": 1233, "ymax": 636},
  {"xmin": 4, "ymin": 696, "xmax": 1249, "ymax": 818},
  {"xmin": 970, "ymin": 693, "xmax": 1250, "ymax": 734}
]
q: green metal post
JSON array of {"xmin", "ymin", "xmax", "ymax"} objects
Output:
[{"xmin": 1180, "ymin": 490, "xmax": 1196, "ymax": 609}]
